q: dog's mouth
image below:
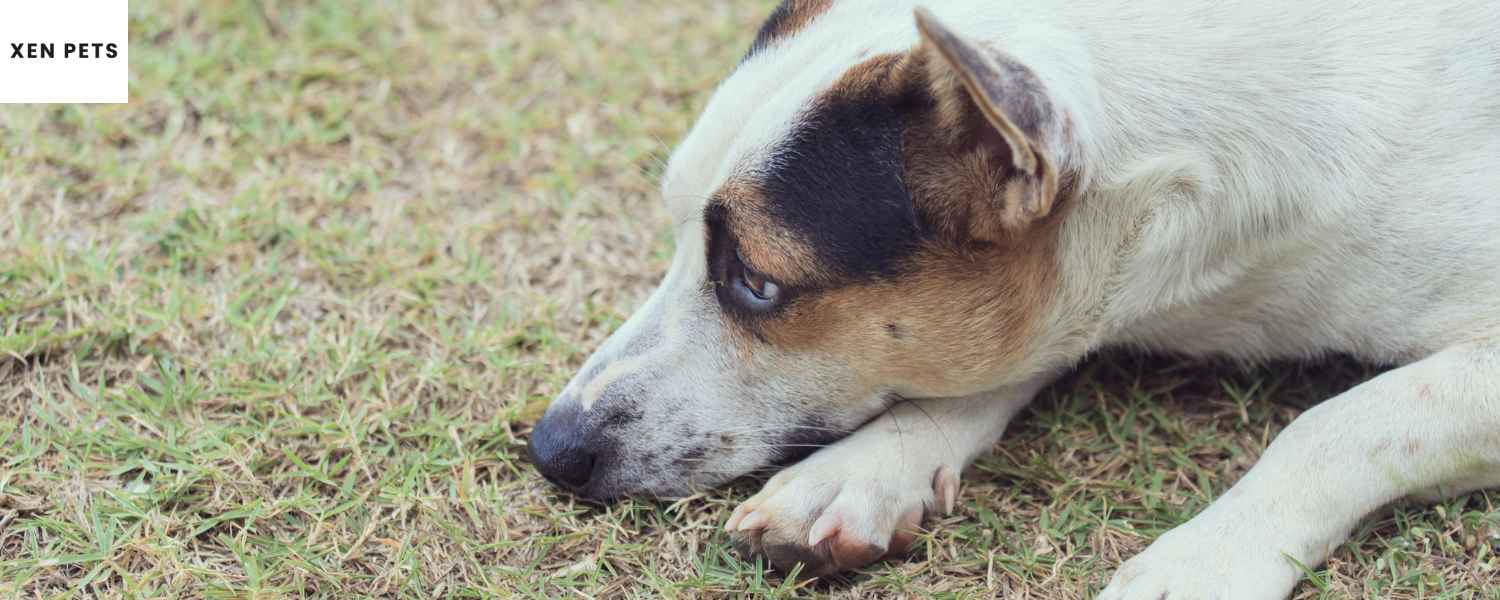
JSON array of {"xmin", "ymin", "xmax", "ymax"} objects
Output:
[
  {"xmin": 766, "ymin": 392, "xmax": 906, "ymax": 468},
  {"xmin": 767, "ymin": 425, "xmax": 853, "ymax": 468},
  {"xmin": 532, "ymin": 385, "xmax": 906, "ymax": 502}
]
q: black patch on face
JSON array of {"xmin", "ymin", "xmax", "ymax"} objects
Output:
[
  {"xmin": 754, "ymin": 87, "xmax": 927, "ymax": 280},
  {"xmin": 885, "ymin": 322, "xmax": 904, "ymax": 339}
]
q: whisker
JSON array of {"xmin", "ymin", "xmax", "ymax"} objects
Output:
[
  {"xmin": 686, "ymin": 467, "xmax": 783, "ymax": 477},
  {"xmin": 700, "ymin": 424, "xmax": 851, "ymax": 436},
  {"xmin": 715, "ymin": 443, "xmax": 834, "ymax": 451},
  {"xmin": 897, "ymin": 396, "xmax": 958, "ymax": 466},
  {"xmin": 661, "ymin": 442, "xmax": 836, "ymax": 457}
]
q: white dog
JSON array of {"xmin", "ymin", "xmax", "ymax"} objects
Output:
[{"xmin": 529, "ymin": 1, "xmax": 1500, "ymax": 597}]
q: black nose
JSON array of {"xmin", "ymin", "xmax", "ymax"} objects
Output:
[{"xmin": 528, "ymin": 402, "xmax": 597, "ymax": 493}]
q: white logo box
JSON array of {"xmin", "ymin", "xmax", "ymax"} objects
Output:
[{"xmin": 0, "ymin": 0, "xmax": 128, "ymax": 104}]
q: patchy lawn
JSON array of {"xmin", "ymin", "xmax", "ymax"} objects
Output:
[{"xmin": 2, "ymin": 0, "xmax": 1496, "ymax": 597}]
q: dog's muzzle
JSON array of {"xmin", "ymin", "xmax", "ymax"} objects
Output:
[{"xmin": 528, "ymin": 398, "xmax": 626, "ymax": 500}]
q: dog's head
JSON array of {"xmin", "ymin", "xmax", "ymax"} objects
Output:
[{"xmin": 530, "ymin": 3, "xmax": 1078, "ymax": 499}]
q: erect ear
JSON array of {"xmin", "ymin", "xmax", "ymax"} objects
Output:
[{"xmin": 911, "ymin": 7, "xmax": 1062, "ymax": 233}]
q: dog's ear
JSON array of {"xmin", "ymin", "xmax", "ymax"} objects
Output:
[{"xmin": 906, "ymin": 8, "xmax": 1063, "ymax": 238}]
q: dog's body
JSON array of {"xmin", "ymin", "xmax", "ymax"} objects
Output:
[{"xmin": 530, "ymin": 1, "xmax": 1500, "ymax": 597}]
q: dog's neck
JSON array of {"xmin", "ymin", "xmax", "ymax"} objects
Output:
[
  {"xmin": 1003, "ymin": 0, "xmax": 1476, "ymax": 369},
  {"xmin": 954, "ymin": 1, "xmax": 1406, "ymax": 362}
]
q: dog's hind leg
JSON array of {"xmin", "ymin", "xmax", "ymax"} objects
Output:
[
  {"xmin": 725, "ymin": 378, "xmax": 1049, "ymax": 577},
  {"xmin": 1100, "ymin": 340, "xmax": 1500, "ymax": 600}
]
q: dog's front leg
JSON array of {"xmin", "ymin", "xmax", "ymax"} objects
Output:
[
  {"xmin": 725, "ymin": 379, "xmax": 1046, "ymax": 577},
  {"xmin": 1101, "ymin": 341, "xmax": 1500, "ymax": 600}
]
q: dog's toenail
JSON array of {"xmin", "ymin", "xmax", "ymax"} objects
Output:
[
  {"xmin": 934, "ymin": 466, "xmax": 960, "ymax": 515},
  {"xmin": 807, "ymin": 512, "xmax": 841, "ymax": 546},
  {"xmin": 738, "ymin": 510, "xmax": 768, "ymax": 531}
]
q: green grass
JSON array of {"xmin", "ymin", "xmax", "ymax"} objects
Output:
[{"xmin": 2, "ymin": 1, "xmax": 1498, "ymax": 597}]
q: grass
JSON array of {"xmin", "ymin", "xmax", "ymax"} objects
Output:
[{"xmin": 1, "ymin": 0, "xmax": 1497, "ymax": 597}]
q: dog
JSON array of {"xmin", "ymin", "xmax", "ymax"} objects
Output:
[{"xmin": 528, "ymin": 0, "xmax": 1500, "ymax": 597}]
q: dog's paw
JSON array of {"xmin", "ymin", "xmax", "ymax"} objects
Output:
[
  {"xmin": 1098, "ymin": 519, "xmax": 1302, "ymax": 600},
  {"xmin": 723, "ymin": 447, "xmax": 960, "ymax": 578}
]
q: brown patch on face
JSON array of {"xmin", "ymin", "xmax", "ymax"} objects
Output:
[
  {"xmin": 821, "ymin": 52, "xmax": 905, "ymax": 97},
  {"xmin": 728, "ymin": 51, "xmax": 1074, "ymax": 398},
  {"xmin": 747, "ymin": 0, "xmax": 834, "ymax": 58},
  {"xmin": 713, "ymin": 180, "xmax": 831, "ymax": 289},
  {"xmin": 758, "ymin": 227, "xmax": 1064, "ymax": 397}
]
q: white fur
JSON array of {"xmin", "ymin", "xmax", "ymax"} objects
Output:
[{"xmin": 652, "ymin": 1, "xmax": 1500, "ymax": 597}]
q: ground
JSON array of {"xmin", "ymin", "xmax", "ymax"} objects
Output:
[{"xmin": 2, "ymin": 1, "xmax": 1498, "ymax": 598}]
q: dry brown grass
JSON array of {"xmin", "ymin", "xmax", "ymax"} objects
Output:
[{"xmin": 2, "ymin": 1, "xmax": 1497, "ymax": 598}]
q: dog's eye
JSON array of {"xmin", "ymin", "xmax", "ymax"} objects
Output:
[{"xmin": 732, "ymin": 249, "xmax": 781, "ymax": 307}]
